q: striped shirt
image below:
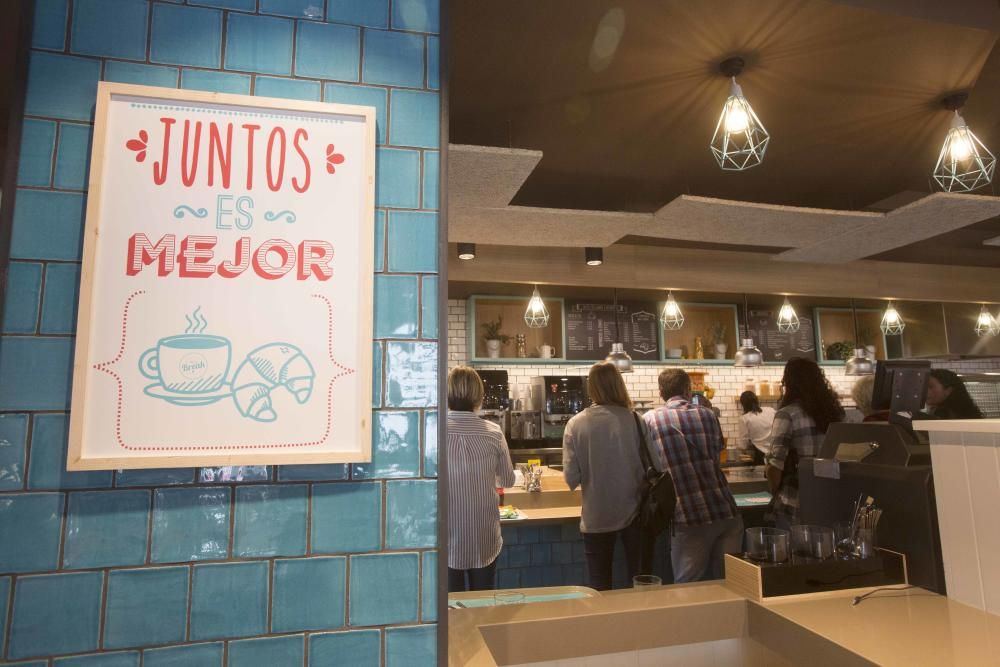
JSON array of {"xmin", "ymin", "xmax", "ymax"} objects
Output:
[
  {"xmin": 447, "ymin": 411, "xmax": 516, "ymax": 570},
  {"xmin": 766, "ymin": 403, "xmax": 826, "ymax": 522},
  {"xmin": 643, "ymin": 398, "xmax": 737, "ymax": 527}
]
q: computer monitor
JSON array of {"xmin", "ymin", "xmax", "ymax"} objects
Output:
[{"xmin": 871, "ymin": 360, "xmax": 931, "ymax": 413}]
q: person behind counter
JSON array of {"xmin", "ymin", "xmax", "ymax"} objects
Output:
[
  {"xmin": 644, "ymin": 369, "xmax": 742, "ymax": 583},
  {"xmin": 736, "ymin": 391, "xmax": 775, "ymax": 465},
  {"xmin": 925, "ymin": 369, "xmax": 984, "ymax": 420},
  {"xmin": 447, "ymin": 366, "xmax": 516, "ymax": 592},
  {"xmin": 850, "ymin": 375, "xmax": 890, "ymax": 422},
  {"xmin": 766, "ymin": 358, "xmax": 845, "ymax": 529},
  {"xmin": 562, "ymin": 362, "xmax": 656, "ymax": 590}
]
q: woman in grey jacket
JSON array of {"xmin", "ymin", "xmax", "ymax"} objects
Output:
[{"xmin": 563, "ymin": 362, "xmax": 656, "ymax": 590}]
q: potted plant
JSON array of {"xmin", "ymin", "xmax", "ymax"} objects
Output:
[
  {"xmin": 481, "ymin": 316, "xmax": 511, "ymax": 359},
  {"xmin": 706, "ymin": 322, "xmax": 728, "ymax": 359}
]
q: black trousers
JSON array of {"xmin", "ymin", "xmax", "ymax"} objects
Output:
[
  {"xmin": 582, "ymin": 517, "xmax": 649, "ymax": 591},
  {"xmin": 448, "ymin": 558, "xmax": 498, "ymax": 592}
]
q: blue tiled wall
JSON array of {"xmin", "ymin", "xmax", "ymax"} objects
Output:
[{"xmin": 0, "ymin": 0, "xmax": 441, "ymax": 664}]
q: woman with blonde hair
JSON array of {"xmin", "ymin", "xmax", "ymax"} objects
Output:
[
  {"xmin": 447, "ymin": 366, "xmax": 516, "ymax": 592},
  {"xmin": 562, "ymin": 362, "xmax": 659, "ymax": 590}
]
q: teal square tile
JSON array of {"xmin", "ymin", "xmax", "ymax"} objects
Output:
[
  {"xmin": 152, "ymin": 486, "xmax": 230, "ymax": 563},
  {"xmin": 375, "ymin": 274, "xmax": 418, "ymax": 338},
  {"xmin": 104, "ymin": 61, "xmax": 179, "ymax": 87},
  {"xmin": 422, "ymin": 150, "xmax": 439, "ymax": 208},
  {"xmin": 40, "ymin": 262, "xmax": 81, "ymax": 334},
  {"xmin": 325, "ymin": 83, "xmax": 386, "ymax": 144},
  {"xmin": 104, "ymin": 567, "xmax": 189, "ymax": 649},
  {"xmin": 295, "ymin": 21, "xmax": 359, "ymax": 81},
  {"xmin": 421, "ymin": 276, "xmax": 438, "ymax": 338},
  {"xmin": 349, "ymin": 553, "xmax": 418, "ymax": 626},
  {"xmin": 272, "ymin": 557, "xmax": 346, "ymax": 632},
  {"xmin": 16, "ymin": 119, "xmax": 55, "ymax": 187},
  {"xmin": 385, "ymin": 342, "xmax": 437, "ymax": 407},
  {"xmin": 191, "ymin": 561, "xmax": 268, "ymax": 640},
  {"xmin": 386, "ymin": 480, "xmax": 436, "ymax": 548},
  {"xmin": 9, "ymin": 571, "xmax": 103, "ymax": 658},
  {"xmin": 423, "ymin": 411, "xmax": 437, "ymax": 477},
  {"xmin": 260, "ymin": 0, "xmax": 322, "ymax": 17},
  {"xmin": 32, "ymin": 0, "xmax": 68, "ymax": 50},
  {"xmin": 254, "ymin": 76, "xmax": 320, "ymax": 101},
  {"xmin": 311, "ymin": 482, "xmax": 381, "ymax": 553},
  {"xmin": 422, "ymin": 551, "xmax": 436, "ymax": 621},
  {"xmin": 115, "ymin": 468, "xmax": 195, "ymax": 487},
  {"xmin": 353, "ymin": 410, "xmax": 419, "ymax": 479},
  {"xmin": 388, "ymin": 211, "xmax": 437, "ymax": 272},
  {"xmin": 389, "ymin": 90, "xmax": 439, "ymax": 149},
  {"xmin": 225, "ymin": 13, "xmax": 294, "ymax": 75},
  {"xmin": 0, "ymin": 337, "xmax": 74, "ymax": 410},
  {"xmin": 362, "ymin": 29, "xmax": 423, "ymax": 88},
  {"xmin": 54, "ymin": 123, "xmax": 92, "ymax": 190},
  {"xmin": 228, "ymin": 635, "xmax": 304, "ymax": 667},
  {"xmin": 151, "ymin": 4, "xmax": 222, "ymax": 68},
  {"xmin": 11, "ymin": 189, "xmax": 86, "ymax": 260},
  {"xmin": 326, "ymin": 0, "xmax": 387, "ymax": 28},
  {"xmin": 181, "ymin": 70, "xmax": 252, "ymax": 95},
  {"xmin": 0, "ymin": 492, "xmax": 63, "ymax": 572},
  {"xmin": 427, "ymin": 35, "xmax": 439, "ymax": 89},
  {"xmin": 71, "ymin": 0, "xmax": 148, "ymax": 59},
  {"xmin": 144, "ymin": 643, "xmax": 224, "ymax": 667},
  {"xmin": 3, "ymin": 262, "xmax": 42, "ymax": 334},
  {"xmin": 385, "ymin": 625, "xmax": 436, "ymax": 667},
  {"xmin": 309, "ymin": 630, "xmax": 381, "ymax": 665},
  {"xmin": 27, "ymin": 413, "xmax": 112, "ymax": 489},
  {"xmin": 190, "ymin": 0, "xmax": 254, "ymax": 8},
  {"xmin": 199, "ymin": 466, "xmax": 269, "ymax": 483},
  {"xmin": 54, "ymin": 653, "xmax": 139, "ymax": 667},
  {"xmin": 373, "ymin": 341, "xmax": 383, "ymax": 406},
  {"xmin": 392, "ymin": 0, "xmax": 439, "ymax": 33},
  {"xmin": 375, "ymin": 209, "xmax": 386, "ymax": 271},
  {"xmin": 234, "ymin": 484, "xmax": 307, "ymax": 557},
  {"xmin": 5, "ymin": 661, "xmax": 49, "ymax": 667},
  {"xmin": 64, "ymin": 490, "xmax": 150, "ymax": 569},
  {"xmin": 25, "ymin": 52, "xmax": 100, "ymax": 121},
  {"xmin": 0, "ymin": 414, "xmax": 26, "ymax": 491},
  {"xmin": 376, "ymin": 147, "xmax": 420, "ymax": 208},
  {"xmin": 276, "ymin": 464, "xmax": 348, "ymax": 482},
  {"xmin": 0, "ymin": 576, "xmax": 9, "ymax": 651}
]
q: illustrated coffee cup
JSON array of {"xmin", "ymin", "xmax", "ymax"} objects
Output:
[{"xmin": 139, "ymin": 334, "xmax": 231, "ymax": 394}]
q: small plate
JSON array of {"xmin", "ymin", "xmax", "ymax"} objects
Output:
[{"xmin": 144, "ymin": 382, "xmax": 232, "ymax": 406}]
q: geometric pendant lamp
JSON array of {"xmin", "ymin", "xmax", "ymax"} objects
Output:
[
  {"xmin": 776, "ymin": 297, "xmax": 800, "ymax": 333},
  {"xmin": 524, "ymin": 285, "xmax": 550, "ymax": 328},
  {"xmin": 710, "ymin": 57, "xmax": 770, "ymax": 171},
  {"xmin": 933, "ymin": 92, "xmax": 995, "ymax": 192},
  {"xmin": 880, "ymin": 301, "xmax": 905, "ymax": 336}
]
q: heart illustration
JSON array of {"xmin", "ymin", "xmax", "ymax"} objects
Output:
[
  {"xmin": 326, "ymin": 144, "xmax": 345, "ymax": 174},
  {"xmin": 126, "ymin": 130, "xmax": 149, "ymax": 163}
]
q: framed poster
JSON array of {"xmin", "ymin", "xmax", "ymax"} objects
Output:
[{"xmin": 68, "ymin": 83, "xmax": 375, "ymax": 469}]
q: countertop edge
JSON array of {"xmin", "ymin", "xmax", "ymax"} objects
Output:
[{"xmin": 914, "ymin": 418, "xmax": 1000, "ymax": 434}]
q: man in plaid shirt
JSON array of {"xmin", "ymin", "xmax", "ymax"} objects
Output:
[{"xmin": 643, "ymin": 369, "xmax": 742, "ymax": 582}]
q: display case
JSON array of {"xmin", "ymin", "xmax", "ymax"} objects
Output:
[
  {"xmin": 467, "ymin": 295, "xmax": 566, "ymax": 362},
  {"xmin": 660, "ymin": 302, "xmax": 740, "ymax": 364},
  {"xmin": 814, "ymin": 307, "xmax": 890, "ymax": 363}
]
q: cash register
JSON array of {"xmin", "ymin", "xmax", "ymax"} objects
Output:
[{"xmin": 798, "ymin": 360, "xmax": 946, "ymax": 593}]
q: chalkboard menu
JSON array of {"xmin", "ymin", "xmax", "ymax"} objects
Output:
[
  {"xmin": 739, "ymin": 306, "xmax": 817, "ymax": 362},
  {"xmin": 565, "ymin": 300, "xmax": 660, "ymax": 361}
]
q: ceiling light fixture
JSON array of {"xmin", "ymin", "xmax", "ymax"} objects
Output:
[
  {"xmin": 880, "ymin": 301, "xmax": 905, "ymax": 336},
  {"xmin": 660, "ymin": 291, "xmax": 684, "ymax": 331},
  {"xmin": 933, "ymin": 92, "xmax": 995, "ymax": 192},
  {"xmin": 975, "ymin": 305, "xmax": 999, "ymax": 337},
  {"xmin": 585, "ymin": 247, "xmax": 603, "ymax": 266},
  {"xmin": 524, "ymin": 285, "xmax": 550, "ymax": 328},
  {"xmin": 457, "ymin": 243, "xmax": 476, "ymax": 260},
  {"xmin": 776, "ymin": 297, "xmax": 800, "ymax": 333},
  {"xmin": 710, "ymin": 56, "xmax": 769, "ymax": 171},
  {"xmin": 734, "ymin": 294, "xmax": 763, "ymax": 368},
  {"xmin": 605, "ymin": 288, "xmax": 633, "ymax": 373},
  {"xmin": 845, "ymin": 299, "xmax": 874, "ymax": 376}
]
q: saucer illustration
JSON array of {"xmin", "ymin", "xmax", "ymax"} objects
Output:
[{"xmin": 144, "ymin": 382, "xmax": 233, "ymax": 407}]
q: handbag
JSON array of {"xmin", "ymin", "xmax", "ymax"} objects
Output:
[{"xmin": 633, "ymin": 412, "xmax": 677, "ymax": 537}]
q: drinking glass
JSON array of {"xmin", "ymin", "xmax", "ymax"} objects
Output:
[
  {"xmin": 633, "ymin": 574, "xmax": 662, "ymax": 589},
  {"xmin": 790, "ymin": 525, "xmax": 835, "ymax": 561},
  {"xmin": 855, "ymin": 527, "xmax": 875, "ymax": 559},
  {"xmin": 494, "ymin": 591, "xmax": 525, "ymax": 606},
  {"xmin": 745, "ymin": 527, "xmax": 790, "ymax": 563},
  {"xmin": 833, "ymin": 521, "xmax": 854, "ymax": 558}
]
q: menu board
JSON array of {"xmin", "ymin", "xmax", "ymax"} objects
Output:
[
  {"xmin": 739, "ymin": 306, "xmax": 817, "ymax": 362},
  {"xmin": 565, "ymin": 300, "xmax": 660, "ymax": 361}
]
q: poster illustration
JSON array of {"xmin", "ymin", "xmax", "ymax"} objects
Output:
[{"xmin": 68, "ymin": 83, "xmax": 375, "ymax": 469}]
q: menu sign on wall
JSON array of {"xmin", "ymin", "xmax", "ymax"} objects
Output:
[
  {"xmin": 68, "ymin": 83, "xmax": 375, "ymax": 469},
  {"xmin": 740, "ymin": 306, "xmax": 817, "ymax": 362},
  {"xmin": 565, "ymin": 300, "xmax": 660, "ymax": 361}
]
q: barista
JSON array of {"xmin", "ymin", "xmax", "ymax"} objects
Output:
[{"xmin": 924, "ymin": 369, "xmax": 983, "ymax": 420}]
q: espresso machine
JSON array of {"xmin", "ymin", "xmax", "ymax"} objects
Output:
[
  {"xmin": 530, "ymin": 376, "xmax": 590, "ymax": 439},
  {"xmin": 477, "ymin": 370, "xmax": 510, "ymax": 434}
]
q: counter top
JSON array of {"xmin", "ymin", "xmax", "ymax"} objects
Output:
[{"xmin": 913, "ymin": 418, "xmax": 1000, "ymax": 434}]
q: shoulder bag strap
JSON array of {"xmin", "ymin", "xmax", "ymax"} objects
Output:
[{"xmin": 632, "ymin": 411, "xmax": 657, "ymax": 473}]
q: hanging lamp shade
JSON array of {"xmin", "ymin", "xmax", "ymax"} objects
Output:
[
  {"xmin": 845, "ymin": 299, "xmax": 874, "ymax": 376},
  {"xmin": 734, "ymin": 294, "xmax": 762, "ymax": 367},
  {"xmin": 933, "ymin": 94, "xmax": 995, "ymax": 192},
  {"xmin": 606, "ymin": 343, "xmax": 634, "ymax": 374},
  {"xmin": 975, "ymin": 305, "xmax": 999, "ymax": 337},
  {"xmin": 880, "ymin": 301, "xmax": 905, "ymax": 336},
  {"xmin": 524, "ymin": 286, "xmax": 550, "ymax": 328},
  {"xmin": 710, "ymin": 58, "xmax": 769, "ymax": 171},
  {"xmin": 776, "ymin": 297, "xmax": 800, "ymax": 333},
  {"xmin": 660, "ymin": 291, "xmax": 685, "ymax": 330}
]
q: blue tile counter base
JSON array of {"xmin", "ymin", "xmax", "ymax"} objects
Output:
[{"xmin": 1, "ymin": 0, "xmax": 442, "ymax": 664}]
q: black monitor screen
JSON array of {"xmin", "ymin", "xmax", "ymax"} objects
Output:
[{"xmin": 871, "ymin": 360, "xmax": 931, "ymax": 413}]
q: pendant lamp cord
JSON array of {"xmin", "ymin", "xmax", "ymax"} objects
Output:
[
  {"xmin": 613, "ymin": 288, "xmax": 620, "ymax": 343},
  {"xmin": 851, "ymin": 298, "xmax": 860, "ymax": 348}
]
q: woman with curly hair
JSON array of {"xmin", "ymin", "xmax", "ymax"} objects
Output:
[{"xmin": 766, "ymin": 357, "xmax": 845, "ymax": 528}]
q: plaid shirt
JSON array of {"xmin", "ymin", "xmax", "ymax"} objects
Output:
[
  {"xmin": 643, "ymin": 398, "xmax": 737, "ymax": 527},
  {"xmin": 766, "ymin": 402, "xmax": 826, "ymax": 522}
]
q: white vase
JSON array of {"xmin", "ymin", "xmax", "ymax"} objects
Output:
[
  {"xmin": 486, "ymin": 339, "xmax": 501, "ymax": 358},
  {"xmin": 713, "ymin": 343, "xmax": 727, "ymax": 360},
  {"xmin": 865, "ymin": 344, "xmax": 876, "ymax": 360}
]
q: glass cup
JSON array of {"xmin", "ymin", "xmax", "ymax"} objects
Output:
[
  {"xmin": 833, "ymin": 521, "xmax": 854, "ymax": 558},
  {"xmin": 745, "ymin": 527, "xmax": 790, "ymax": 563},
  {"xmin": 790, "ymin": 524, "xmax": 835, "ymax": 561},
  {"xmin": 633, "ymin": 574, "xmax": 662, "ymax": 589},
  {"xmin": 855, "ymin": 527, "xmax": 876, "ymax": 559},
  {"xmin": 494, "ymin": 591, "xmax": 525, "ymax": 606}
]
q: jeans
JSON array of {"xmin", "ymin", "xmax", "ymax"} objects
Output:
[
  {"xmin": 448, "ymin": 558, "xmax": 497, "ymax": 592},
  {"xmin": 671, "ymin": 515, "xmax": 744, "ymax": 583},
  {"xmin": 582, "ymin": 518, "xmax": 642, "ymax": 591}
]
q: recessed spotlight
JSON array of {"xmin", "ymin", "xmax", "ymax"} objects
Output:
[{"xmin": 457, "ymin": 243, "xmax": 476, "ymax": 260}]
